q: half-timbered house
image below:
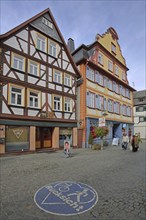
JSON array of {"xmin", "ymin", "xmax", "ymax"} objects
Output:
[{"xmin": 0, "ymin": 8, "xmax": 81, "ymax": 154}]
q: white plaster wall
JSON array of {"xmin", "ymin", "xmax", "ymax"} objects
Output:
[
  {"xmin": 48, "ymin": 94, "xmax": 52, "ymax": 107},
  {"xmin": 28, "ymin": 110, "xmax": 39, "ymax": 116},
  {"xmin": 70, "ymin": 113, "xmax": 75, "ymax": 120},
  {"xmin": 28, "ymin": 76, "xmax": 38, "ymax": 84},
  {"xmin": 67, "ymin": 64, "xmax": 74, "ymax": 73},
  {"xmin": 5, "ymin": 54, "xmax": 10, "ymax": 63},
  {"xmin": 3, "ymin": 85, "xmax": 7, "ymax": 99},
  {"xmin": 2, "ymin": 102, "xmax": 11, "ymax": 114},
  {"xmin": 8, "ymin": 72, "xmax": 17, "ymax": 79},
  {"xmin": 3, "ymin": 64, "xmax": 9, "ymax": 75},
  {"xmin": 19, "ymin": 40, "xmax": 28, "ymax": 54},
  {"xmin": 56, "ymin": 85, "xmax": 62, "ymax": 91},
  {"xmin": 37, "ymin": 81, "xmax": 46, "ymax": 87},
  {"xmin": 4, "ymin": 37, "xmax": 21, "ymax": 51},
  {"xmin": 62, "ymin": 50, "xmax": 69, "ymax": 62},
  {"xmin": 55, "ymin": 112, "xmax": 62, "ymax": 118},
  {"xmin": 11, "ymin": 107, "xmax": 24, "ymax": 115},
  {"xmin": 49, "ymin": 83, "xmax": 55, "ymax": 89},
  {"xmin": 30, "ymin": 45, "xmax": 35, "ymax": 56},
  {"xmin": 63, "ymin": 61, "xmax": 68, "ymax": 70},
  {"xmin": 16, "ymin": 30, "xmax": 28, "ymax": 41}
]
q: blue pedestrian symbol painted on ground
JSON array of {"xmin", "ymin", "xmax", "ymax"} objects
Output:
[{"xmin": 34, "ymin": 181, "xmax": 98, "ymax": 216}]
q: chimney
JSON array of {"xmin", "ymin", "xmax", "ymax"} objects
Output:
[{"xmin": 67, "ymin": 38, "xmax": 75, "ymax": 53}]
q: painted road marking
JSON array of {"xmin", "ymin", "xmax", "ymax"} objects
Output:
[{"xmin": 34, "ymin": 181, "xmax": 98, "ymax": 216}]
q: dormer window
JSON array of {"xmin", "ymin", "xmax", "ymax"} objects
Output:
[
  {"xmin": 42, "ymin": 17, "xmax": 53, "ymax": 29},
  {"xmin": 111, "ymin": 43, "xmax": 116, "ymax": 54}
]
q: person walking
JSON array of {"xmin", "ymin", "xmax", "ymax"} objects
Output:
[
  {"xmin": 122, "ymin": 133, "xmax": 129, "ymax": 150},
  {"xmin": 131, "ymin": 135, "xmax": 139, "ymax": 152}
]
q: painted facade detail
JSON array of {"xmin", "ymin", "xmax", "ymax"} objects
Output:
[
  {"xmin": 72, "ymin": 27, "xmax": 135, "ymax": 148},
  {"xmin": 0, "ymin": 9, "xmax": 81, "ymax": 153}
]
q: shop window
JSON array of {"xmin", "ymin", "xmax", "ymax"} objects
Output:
[{"xmin": 5, "ymin": 126, "xmax": 29, "ymax": 152}]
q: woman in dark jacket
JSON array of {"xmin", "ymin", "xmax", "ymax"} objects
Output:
[{"xmin": 131, "ymin": 135, "xmax": 139, "ymax": 152}]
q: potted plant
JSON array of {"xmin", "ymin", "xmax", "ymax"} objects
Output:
[{"xmin": 95, "ymin": 126, "xmax": 109, "ymax": 150}]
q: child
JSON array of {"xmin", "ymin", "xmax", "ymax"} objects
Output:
[{"xmin": 122, "ymin": 133, "xmax": 129, "ymax": 150}]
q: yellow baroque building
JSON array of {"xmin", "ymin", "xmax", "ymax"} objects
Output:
[{"xmin": 70, "ymin": 27, "xmax": 136, "ymax": 147}]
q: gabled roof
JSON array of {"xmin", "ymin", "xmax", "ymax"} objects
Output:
[{"xmin": 0, "ymin": 8, "xmax": 82, "ymax": 79}]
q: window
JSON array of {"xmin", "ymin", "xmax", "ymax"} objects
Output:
[
  {"xmin": 111, "ymin": 43, "xmax": 116, "ymax": 53},
  {"xmin": 29, "ymin": 60, "xmax": 39, "ymax": 76},
  {"xmin": 98, "ymin": 53, "xmax": 103, "ymax": 65},
  {"xmin": 108, "ymin": 60, "xmax": 113, "ymax": 72},
  {"xmin": 122, "ymin": 71, "xmax": 126, "ymax": 80},
  {"xmin": 10, "ymin": 87, "xmax": 23, "ymax": 106},
  {"xmin": 126, "ymin": 89, "xmax": 130, "ymax": 98},
  {"xmin": 42, "ymin": 17, "xmax": 53, "ymax": 29},
  {"xmin": 49, "ymin": 40, "xmax": 57, "ymax": 57},
  {"xmin": 37, "ymin": 34, "xmax": 46, "ymax": 52},
  {"xmin": 53, "ymin": 70, "xmax": 62, "ymax": 84},
  {"xmin": 108, "ymin": 99, "xmax": 113, "ymax": 112},
  {"xmin": 64, "ymin": 97, "xmax": 72, "ymax": 112},
  {"xmin": 115, "ymin": 66, "xmax": 119, "ymax": 76},
  {"xmin": 28, "ymin": 90, "xmax": 41, "ymax": 108},
  {"xmin": 136, "ymin": 106, "xmax": 146, "ymax": 112},
  {"xmin": 114, "ymin": 102, "xmax": 120, "ymax": 114},
  {"xmin": 139, "ymin": 117, "xmax": 146, "ymax": 122},
  {"xmin": 107, "ymin": 79, "xmax": 113, "ymax": 90},
  {"xmin": 12, "ymin": 54, "xmax": 25, "ymax": 71},
  {"xmin": 86, "ymin": 66, "xmax": 94, "ymax": 81},
  {"xmin": 103, "ymin": 77, "xmax": 107, "ymax": 87},
  {"xmin": 122, "ymin": 87, "xmax": 126, "ymax": 97},
  {"xmin": 87, "ymin": 92, "xmax": 95, "ymax": 108},
  {"xmin": 53, "ymin": 96, "xmax": 62, "ymax": 111},
  {"xmin": 99, "ymin": 74, "xmax": 103, "ymax": 86},
  {"xmin": 138, "ymin": 98, "xmax": 144, "ymax": 102},
  {"xmin": 64, "ymin": 74, "xmax": 71, "ymax": 87}
]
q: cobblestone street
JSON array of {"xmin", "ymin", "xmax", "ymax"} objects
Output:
[{"xmin": 0, "ymin": 141, "xmax": 145, "ymax": 220}]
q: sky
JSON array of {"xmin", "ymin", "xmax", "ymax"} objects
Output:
[{"xmin": 0, "ymin": 0, "xmax": 145, "ymax": 91}]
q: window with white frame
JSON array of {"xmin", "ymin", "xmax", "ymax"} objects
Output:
[
  {"xmin": 53, "ymin": 70, "xmax": 62, "ymax": 84},
  {"xmin": 114, "ymin": 102, "xmax": 120, "ymax": 114},
  {"xmin": 12, "ymin": 54, "xmax": 25, "ymax": 71},
  {"xmin": 28, "ymin": 91, "xmax": 40, "ymax": 108},
  {"xmin": 49, "ymin": 40, "xmax": 57, "ymax": 57},
  {"xmin": 115, "ymin": 65, "xmax": 119, "ymax": 76},
  {"xmin": 86, "ymin": 66, "xmax": 94, "ymax": 81},
  {"xmin": 107, "ymin": 79, "xmax": 113, "ymax": 90},
  {"xmin": 29, "ymin": 60, "xmax": 39, "ymax": 76},
  {"xmin": 108, "ymin": 99, "xmax": 113, "ymax": 112},
  {"xmin": 37, "ymin": 34, "xmax": 46, "ymax": 52},
  {"xmin": 87, "ymin": 92, "xmax": 95, "ymax": 108},
  {"xmin": 98, "ymin": 52, "xmax": 103, "ymax": 65},
  {"xmin": 64, "ymin": 97, "xmax": 72, "ymax": 112},
  {"xmin": 108, "ymin": 60, "xmax": 113, "ymax": 72},
  {"xmin": 10, "ymin": 86, "xmax": 24, "ymax": 106},
  {"xmin": 99, "ymin": 74, "xmax": 104, "ymax": 86},
  {"xmin": 64, "ymin": 74, "xmax": 71, "ymax": 87},
  {"xmin": 42, "ymin": 17, "xmax": 53, "ymax": 29},
  {"xmin": 53, "ymin": 96, "xmax": 62, "ymax": 111}
]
